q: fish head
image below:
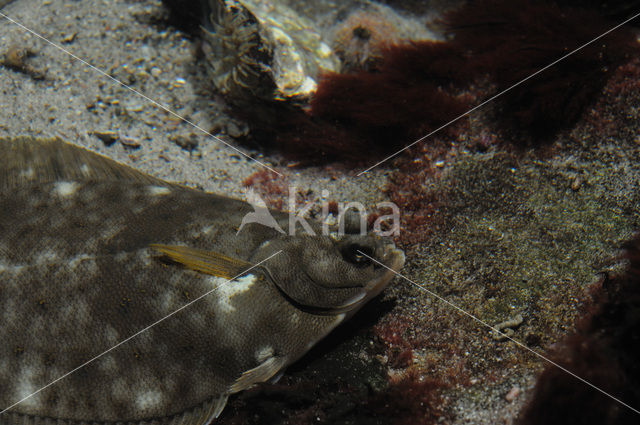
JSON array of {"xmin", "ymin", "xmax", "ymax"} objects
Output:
[{"xmin": 253, "ymin": 234, "xmax": 405, "ymax": 314}]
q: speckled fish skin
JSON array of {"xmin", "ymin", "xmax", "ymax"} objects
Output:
[{"xmin": 0, "ymin": 138, "xmax": 404, "ymax": 424}]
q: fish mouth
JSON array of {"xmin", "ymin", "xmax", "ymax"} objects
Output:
[{"xmin": 364, "ymin": 245, "xmax": 406, "ymax": 300}]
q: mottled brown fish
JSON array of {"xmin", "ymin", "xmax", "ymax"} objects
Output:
[{"xmin": 0, "ymin": 138, "xmax": 404, "ymax": 424}]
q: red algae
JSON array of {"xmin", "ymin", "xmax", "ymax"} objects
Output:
[
  {"xmin": 242, "ymin": 169, "xmax": 288, "ymax": 210},
  {"xmin": 374, "ymin": 316, "xmax": 415, "ymax": 369},
  {"xmin": 267, "ymin": 0, "xmax": 639, "ymax": 163},
  {"xmin": 445, "ymin": 0, "xmax": 639, "ymax": 140},
  {"xmin": 367, "ymin": 372, "xmax": 449, "ymax": 425},
  {"xmin": 241, "ymin": 41, "xmax": 472, "ymax": 164},
  {"xmin": 583, "ymin": 58, "xmax": 640, "ymax": 142},
  {"xmin": 383, "ymin": 139, "xmax": 459, "ymax": 246}
]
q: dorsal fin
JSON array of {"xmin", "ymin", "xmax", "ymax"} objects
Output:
[{"xmin": 0, "ymin": 137, "xmax": 167, "ymax": 192}]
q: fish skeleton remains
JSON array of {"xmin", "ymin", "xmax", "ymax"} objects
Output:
[{"xmin": 0, "ymin": 137, "xmax": 405, "ymax": 424}]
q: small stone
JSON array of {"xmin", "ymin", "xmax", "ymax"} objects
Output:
[
  {"xmin": 225, "ymin": 120, "xmax": 248, "ymax": 138},
  {"xmin": 170, "ymin": 135, "xmax": 198, "ymax": 152},
  {"xmin": 150, "ymin": 67, "xmax": 161, "ymax": 78},
  {"xmin": 2, "ymin": 45, "xmax": 45, "ymax": 79},
  {"xmin": 505, "ymin": 386, "xmax": 521, "ymax": 402},
  {"xmin": 126, "ymin": 103, "xmax": 144, "ymax": 113},
  {"xmin": 571, "ymin": 177, "xmax": 582, "ymax": 191},
  {"xmin": 61, "ymin": 32, "xmax": 77, "ymax": 44},
  {"xmin": 90, "ymin": 131, "xmax": 118, "ymax": 146},
  {"xmin": 119, "ymin": 135, "xmax": 141, "ymax": 149}
]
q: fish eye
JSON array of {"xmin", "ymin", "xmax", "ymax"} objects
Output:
[{"xmin": 342, "ymin": 244, "xmax": 373, "ymax": 266}]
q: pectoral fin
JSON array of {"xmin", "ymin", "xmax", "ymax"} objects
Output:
[
  {"xmin": 229, "ymin": 356, "xmax": 287, "ymax": 393},
  {"xmin": 150, "ymin": 244, "xmax": 253, "ymax": 279}
]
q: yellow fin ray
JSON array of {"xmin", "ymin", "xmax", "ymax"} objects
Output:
[{"xmin": 150, "ymin": 244, "xmax": 252, "ymax": 279}]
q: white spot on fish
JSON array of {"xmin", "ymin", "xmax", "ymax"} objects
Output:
[
  {"xmin": 0, "ymin": 260, "xmax": 24, "ymax": 275},
  {"xmin": 53, "ymin": 181, "xmax": 80, "ymax": 198},
  {"xmin": 35, "ymin": 249, "xmax": 58, "ymax": 264},
  {"xmin": 99, "ymin": 356, "xmax": 118, "ymax": 373},
  {"xmin": 20, "ymin": 167, "xmax": 34, "ymax": 178},
  {"xmin": 212, "ymin": 274, "xmax": 255, "ymax": 313},
  {"xmin": 161, "ymin": 292, "xmax": 178, "ymax": 312},
  {"xmin": 135, "ymin": 249, "xmax": 152, "ymax": 267},
  {"xmin": 136, "ymin": 389, "xmax": 163, "ymax": 410},
  {"xmin": 80, "ymin": 163, "xmax": 91, "ymax": 176},
  {"xmin": 104, "ymin": 325, "xmax": 119, "ymax": 344},
  {"xmin": 30, "ymin": 316, "xmax": 45, "ymax": 333},
  {"xmin": 63, "ymin": 299, "xmax": 89, "ymax": 322},
  {"xmin": 16, "ymin": 368, "xmax": 39, "ymax": 408},
  {"xmin": 100, "ymin": 222, "xmax": 124, "ymax": 241},
  {"xmin": 258, "ymin": 240, "xmax": 272, "ymax": 250},
  {"xmin": 147, "ymin": 185, "xmax": 171, "ymax": 196},
  {"xmin": 3, "ymin": 299, "xmax": 16, "ymax": 324},
  {"xmin": 68, "ymin": 253, "xmax": 92, "ymax": 269},
  {"xmin": 256, "ymin": 346, "xmax": 274, "ymax": 363}
]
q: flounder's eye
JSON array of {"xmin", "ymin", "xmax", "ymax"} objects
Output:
[{"xmin": 342, "ymin": 244, "xmax": 373, "ymax": 266}]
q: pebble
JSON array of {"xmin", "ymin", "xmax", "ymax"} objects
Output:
[
  {"xmin": 505, "ymin": 386, "xmax": 521, "ymax": 402},
  {"xmin": 1, "ymin": 45, "xmax": 45, "ymax": 79},
  {"xmin": 571, "ymin": 177, "xmax": 583, "ymax": 191},
  {"xmin": 90, "ymin": 130, "xmax": 118, "ymax": 146},
  {"xmin": 119, "ymin": 135, "xmax": 141, "ymax": 149},
  {"xmin": 61, "ymin": 32, "xmax": 77, "ymax": 44},
  {"xmin": 170, "ymin": 134, "xmax": 199, "ymax": 151}
]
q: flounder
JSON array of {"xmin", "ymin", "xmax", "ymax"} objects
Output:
[{"xmin": 0, "ymin": 138, "xmax": 404, "ymax": 423}]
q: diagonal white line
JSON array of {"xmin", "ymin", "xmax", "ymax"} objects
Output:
[
  {"xmin": 358, "ymin": 250, "xmax": 640, "ymax": 415},
  {"xmin": 0, "ymin": 11, "xmax": 282, "ymax": 176},
  {"xmin": 357, "ymin": 11, "xmax": 640, "ymax": 176},
  {"xmin": 0, "ymin": 250, "xmax": 282, "ymax": 414}
]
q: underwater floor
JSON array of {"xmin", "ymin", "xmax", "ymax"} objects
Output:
[{"xmin": 1, "ymin": 0, "xmax": 639, "ymax": 424}]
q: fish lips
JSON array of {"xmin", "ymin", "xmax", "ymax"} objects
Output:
[
  {"xmin": 337, "ymin": 245, "xmax": 406, "ymax": 316},
  {"xmin": 366, "ymin": 246, "xmax": 405, "ymax": 296}
]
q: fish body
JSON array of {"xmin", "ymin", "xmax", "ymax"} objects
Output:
[{"xmin": 0, "ymin": 138, "xmax": 404, "ymax": 423}]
